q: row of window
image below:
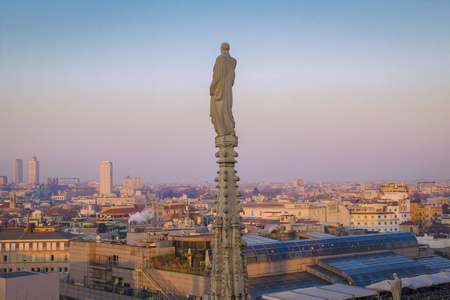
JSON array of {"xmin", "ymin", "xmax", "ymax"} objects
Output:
[
  {"xmin": 1, "ymin": 267, "xmax": 68, "ymax": 273},
  {"xmin": 0, "ymin": 242, "xmax": 66, "ymax": 252},
  {"xmin": 353, "ymin": 215, "xmax": 395, "ymax": 219},
  {"xmin": 2, "ymin": 254, "xmax": 68, "ymax": 263},
  {"xmin": 352, "ymin": 221, "xmax": 398, "ymax": 225}
]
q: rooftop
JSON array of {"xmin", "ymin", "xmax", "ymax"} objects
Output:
[
  {"xmin": 0, "ymin": 228, "xmax": 80, "ymax": 241},
  {"xmin": 0, "ymin": 271, "xmax": 40, "ymax": 279}
]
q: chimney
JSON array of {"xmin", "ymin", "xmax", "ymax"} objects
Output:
[{"xmin": 27, "ymin": 213, "xmax": 32, "ymax": 233}]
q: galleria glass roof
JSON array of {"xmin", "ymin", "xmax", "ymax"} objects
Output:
[
  {"xmin": 319, "ymin": 252, "xmax": 426, "ymax": 287},
  {"xmin": 245, "ymin": 231, "xmax": 418, "ymax": 264}
]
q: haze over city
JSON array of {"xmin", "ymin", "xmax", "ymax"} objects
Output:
[{"xmin": 1, "ymin": 1, "xmax": 449, "ymax": 183}]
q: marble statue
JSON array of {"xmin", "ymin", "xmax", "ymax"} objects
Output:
[
  {"xmin": 210, "ymin": 42, "xmax": 237, "ymax": 137},
  {"xmin": 389, "ymin": 273, "xmax": 402, "ymax": 300}
]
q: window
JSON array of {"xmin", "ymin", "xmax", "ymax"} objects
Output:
[
  {"xmin": 3, "ymin": 255, "xmax": 7, "ymax": 262},
  {"xmin": 64, "ymin": 267, "xmax": 68, "ymax": 272},
  {"xmin": 51, "ymin": 255, "xmax": 54, "ymax": 261}
]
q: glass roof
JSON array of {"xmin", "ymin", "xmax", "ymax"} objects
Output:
[
  {"xmin": 416, "ymin": 256, "xmax": 450, "ymax": 273},
  {"xmin": 319, "ymin": 252, "xmax": 426, "ymax": 287},
  {"xmin": 245, "ymin": 232, "xmax": 418, "ymax": 264},
  {"xmin": 249, "ymin": 272, "xmax": 327, "ymax": 299}
]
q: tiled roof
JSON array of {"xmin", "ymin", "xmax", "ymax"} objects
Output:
[
  {"xmin": 0, "ymin": 229, "xmax": 80, "ymax": 241},
  {"xmin": 101, "ymin": 207, "xmax": 140, "ymax": 215}
]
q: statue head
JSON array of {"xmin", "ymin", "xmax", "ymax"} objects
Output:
[
  {"xmin": 221, "ymin": 42, "xmax": 230, "ymax": 53},
  {"xmin": 393, "ymin": 273, "xmax": 398, "ymax": 279}
]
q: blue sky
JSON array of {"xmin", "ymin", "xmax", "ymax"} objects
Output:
[{"xmin": 1, "ymin": 1, "xmax": 449, "ymax": 183}]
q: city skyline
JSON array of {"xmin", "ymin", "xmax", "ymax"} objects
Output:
[{"xmin": 1, "ymin": 1, "xmax": 449, "ymax": 183}]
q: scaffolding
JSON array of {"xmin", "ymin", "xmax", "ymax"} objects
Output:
[{"xmin": 88, "ymin": 253, "xmax": 113, "ymax": 288}]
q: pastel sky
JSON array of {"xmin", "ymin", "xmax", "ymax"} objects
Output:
[{"xmin": 1, "ymin": 1, "xmax": 449, "ymax": 184}]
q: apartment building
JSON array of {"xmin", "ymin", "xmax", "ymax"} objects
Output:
[
  {"xmin": 410, "ymin": 202, "xmax": 442, "ymax": 233},
  {"xmin": 349, "ymin": 204, "xmax": 400, "ymax": 232},
  {"xmin": 0, "ymin": 228, "xmax": 80, "ymax": 274},
  {"xmin": 240, "ymin": 202, "xmax": 350, "ymax": 225}
]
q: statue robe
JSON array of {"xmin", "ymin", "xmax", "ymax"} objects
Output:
[{"xmin": 210, "ymin": 52, "xmax": 237, "ymax": 137}]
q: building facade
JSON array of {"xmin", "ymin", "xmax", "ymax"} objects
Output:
[
  {"xmin": 0, "ymin": 228, "xmax": 79, "ymax": 274},
  {"xmin": 100, "ymin": 160, "xmax": 112, "ymax": 195},
  {"xmin": 410, "ymin": 202, "xmax": 442, "ymax": 233},
  {"xmin": 123, "ymin": 176, "xmax": 143, "ymax": 190},
  {"xmin": 28, "ymin": 156, "xmax": 39, "ymax": 185},
  {"xmin": 349, "ymin": 204, "xmax": 400, "ymax": 232},
  {"xmin": 14, "ymin": 159, "xmax": 23, "ymax": 184}
]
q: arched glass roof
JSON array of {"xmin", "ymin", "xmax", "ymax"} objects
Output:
[
  {"xmin": 245, "ymin": 232, "xmax": 418, "ymax": 264},
  {"xmin": 319, "ymin": 252, "xmax": 426, "ymax": 287}
]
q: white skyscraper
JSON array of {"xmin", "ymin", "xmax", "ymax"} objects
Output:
[
  {"xmin": 100, "ymin": 160, "xmax": 112, "ymax": 195},
  {"xmin": 29, "ymin": 156, "xmax": 39, "ymax": 185},
  {"xmin": 14, "ymin": 159, "xmax": 23, "ymax": 184}
]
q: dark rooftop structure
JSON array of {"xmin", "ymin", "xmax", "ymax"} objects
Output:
[
  {"xmin": 0, "ymin": 271, "xmax": 40, "ymax": 279},
  {"xmin": 0, "ymin": 228, "xmax": 80, "ymax": 240}
]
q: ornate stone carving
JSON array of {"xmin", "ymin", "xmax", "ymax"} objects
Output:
[{"xmin": 210, "ymin": 135, "xmax": 248, "ymax": 299}]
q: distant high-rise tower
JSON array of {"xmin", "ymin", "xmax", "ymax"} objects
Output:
[
  {"xmin": 100, "ymin": 160, "xmax": 113, "ymax": 195},
  {"xmin": 14, "ymin": 159, "xmax": 23, "ymax": 184},
  {"xmin": 29, "ymin": 156, "xmax": 39, "ymax": 185}
]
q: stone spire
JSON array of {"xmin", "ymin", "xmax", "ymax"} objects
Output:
[{"xmin": 210, "ymin": 135, "xmax": 248, "ymax": 300}]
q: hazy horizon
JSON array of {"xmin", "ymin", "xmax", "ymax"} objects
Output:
[{"xmin": 1, "ymin": 1, "xmax": 449, "ymax": 183}]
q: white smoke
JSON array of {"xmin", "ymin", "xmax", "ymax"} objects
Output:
[
  {"xmin": 262, "ymin": 224, "xmax": 280, "ymax": 234},
  {"xmin": 129, "ymin": 207, "xmax": 154, "ymax": 223}
]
